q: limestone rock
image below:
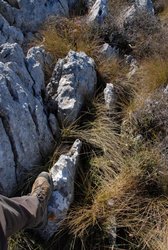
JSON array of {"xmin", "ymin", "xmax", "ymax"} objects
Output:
[
  {"xmin": 27, "ymin": 46, "xmax": 53, "ymax": 71},
  {"xmin": 104, "ymin": 83, "xmax": 117, "ymax": 111},
  {"xmin": 0, "ymin": 0, "xmax": 77, "ymax": 31},
  {"xmin": 46, "ymin": 50, "xmax": 97, "ymax": 126},
  {"xmin": 38, "ymin": 139, "xmax": 82, "ymax": 240},
  {"xmin": 26, "ymin": 46, "xmax": 53, "ymax": 96},
  {"xmin": 100, "ymin": 43, "xmax": 119, "ymax": 59},
  {"xmin": 85, "ymin": 0, "xmax": 96, "ymax": 9},
  {"xmin": 0, "ymin": 14, "xmax": 23, "ymax": 45},
  {"xmin": 135, "ymin": 0, "xmax": 154, "ymax": 14},
  {"xmin": 0, "ymin": 43, "xmax": 57, "ymax": 195},
  {"xmin": 121, "ymin": 0, "xmax": 154, "ymax": 28},
  {"xmin": 87, "ymin": 0, "xmax": 108, "ymax": 24}
]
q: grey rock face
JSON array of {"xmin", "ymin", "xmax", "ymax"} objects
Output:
[
  {"xmin": 26, "ymin": 46, "xmax": 53, "ymax": 96},
  {"xmin": 47, "ymin": 50, "xmax": 97, "ymax": 126},
  {"xmin": 85, "ymin": 0, "xmax": 96, "ymax": 9},
  {"xmin": 0, "ymin": 43, "xmax": 57, "ymax": 195},
  {"xmin": 100, "ymin": 43, "xmax": 119, "ymax": 59},
  {"xmin": 0, "ymin": 0, "xmax": 77, "ymax": 31},
  {"xmin": 27, "ymin": 46, "xmax": 53, "ymax": 71},
  {"xmin": 121, "ymin": 0, "xmax": 154, "ymax": 27},
  {"xmin": 38, "ymin": 139, "xmax": 82, "ymax": 240},
  {"xmin": 0, "ymin": 14, "xmax": 23, "ymax": 45},
  {"xmin": 135, "ymin": 0, "xmax": 154, "ymax": 14},
  {"xmin": 104, "ymin": 83, "xmax": 117, "ymax": 111},
  {"xmin": 87, "ymin": 0, "xmax": 108, "ymax": 24}
]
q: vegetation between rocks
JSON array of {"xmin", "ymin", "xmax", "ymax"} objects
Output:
[{"xmin": 9, "ymin": 1, "xmax": 168, "ymax": 249}]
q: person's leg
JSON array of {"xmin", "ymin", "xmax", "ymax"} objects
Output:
[
  {"xmin": 0, "ymin": 172, "xmax": 53, "ymax": 250},
  {"xmin": 0, "ymin": 195, "xmax": 41, "ymax": 250}
]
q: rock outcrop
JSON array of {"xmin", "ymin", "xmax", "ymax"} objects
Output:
[
  {"xmin": 46, "ymin": 50, "xmax": 97, "ymax": 126},
  {"xmin": 38, "ymin": 139, "xmax": 82, "ymax": 240},
  {"xmin": 0, "ymin": 43, "xmax": 58, "ymax": 195},
  {"xmin": 135, "ymin": 0, "xmax": 154, "ymax": 14},
  {"xmin": 87, "ymin": 0, "xmax": 108, "ymax": 24},
  {"xmin": 0, "ymin": 14, "xmax": 23, "ymax": 45},
  {"xmin": 0, "ymin": 0, "xmax": 77, "ymax": 31},
  {"xmin": 104, "ymin": 83, "xmax": 117, "ymax": 112},
  {"xmin": 121, "ymin": 0, "xmax": 154, "ymax": 28},
  {"xmin": 100, "ymin": 43, "xmax": 119, "ymax": 59}
]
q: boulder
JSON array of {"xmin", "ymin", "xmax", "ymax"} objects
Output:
[
  {"xmin": 38, "ymin": 139, "xmax": 82, "ymax": 240},
  {"xmin": 0, "ymin": 14, "xmax": 23, "ymax": 45},
  {"xmin": 0, "ymin": 43, "xmax": 58, "ymax": 195},
  {"xmin": 87, "ymin": 0, "xmax": 108, "ymax": 24},
  {"xmin": 0, "ymin": 0, "xmax": 78, "ymax": 31},
  {"xmin": 46, "ymin": 50, "xmax": 97, "ymax": 126}
]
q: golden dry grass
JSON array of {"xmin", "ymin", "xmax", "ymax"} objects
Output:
[
  {"xmin": 40, "ymin": 17, "xmax": 101, "ymax": 61},
  {"xmin": 56, "ymin": 98, "xmax": 168, "ymax": 249},
  {"xmin": 159, "ymin": 0, "xmax": 168, "ymax": 20},
  {"xmin": 123, "ymin": 56, "xmax": 168, "ymax": 115},
  {"xmin": 37, "ymin": 17, "xmax": 129, "ymax": 84}
]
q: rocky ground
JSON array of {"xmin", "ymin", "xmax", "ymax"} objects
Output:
[{"xmin": 1, "ymin": 0, "xmax": 168, "ymax": 249}]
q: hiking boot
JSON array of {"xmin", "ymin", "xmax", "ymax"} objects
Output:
[
  {"xmin": 31, "ymin": 171, "xmax": 53, "ymax": 205},
  {"xmin": 30, "ymin": 171, "xmax": 53, "ymax": 228}
]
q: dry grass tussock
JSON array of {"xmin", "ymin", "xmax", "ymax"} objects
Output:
[
  {"xmin": 39, "ymin": 17, "xmax": 101, "ymax": 61},
  {"xmin": 38, "ymin": 17, "xmax": 129, "ymax": 83},
  {"xmin": 123, "ymin": 56, "xmax": 168, "ymax": 116},
  {"xmin": 57, "ymin": 100, "xmax": 168, "ymax": 249},
  {"xmin": 158, "ymin": 0, "xmax": 168, "ymax": 20}
]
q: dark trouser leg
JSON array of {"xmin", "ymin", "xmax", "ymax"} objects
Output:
[{"xmin": 0, "ymin": 194, "xmax": 43, "ymax": 250}]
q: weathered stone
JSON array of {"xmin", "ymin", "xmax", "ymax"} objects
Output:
[
  {"xmin": 38, "ymin": 139, "xmax": 82, "ymax": 240},
  {"xmin": 0, "ymin": 43, "xmax": 57, "ymax": 195},
  {"xmin": 0, "ymin": 14, "xmax": 23, "ymax": 45},
  {"xmin": 27, "ymin": 46, "xmax": 53, "ymax": 70},
  {"xmin": 0, "ymin": 0, "xmax": 78, "ymax": 31},
  {"xmin": 5, "ymin": 0, "xmax": 19, "ymax": 8},
  {"xmin": 85, "ymin": 0, "xmax": 96, "ymax": 9},
  {"xmin": 48, "ymin": 113, "xmax": 60, "ymax": 138},
  {"xmin": 135, "ymin": 0, "xmax": 154, "ymax": 14},
  {"xmin": 100, "ymin": 43, "xmax": 119, "ymax": 59},
  {"xmin": 120, "ymin": 0, "xmax": 154, "ymax": 28},
  {"xmin": 46, "ymin": 50, "xmax": 97, "ymax": 126},
  {"xmin": 87, "ymin": 0, "xmax": 108, "ymax": 24},
  {"xmin": 26, "ymin": 46, "xmax": 53, "ymax": 96},
  {"xmin": 104, "ymin": 83, "xmax": 117, "ymax": 111}
]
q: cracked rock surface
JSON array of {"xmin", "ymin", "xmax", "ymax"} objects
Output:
[
  {"xmin": 0, "ymin": 43, "xmax": 58, "ymax": 195},
  {"xmin": 46, "ymin": 50, "xmax": 97, "ymax": 126},
  {"xmin": 0, "ymin": 0, "xmax": 77, "ymax": 31},
  {"xmin": 0, "ymin": 14, "xmax": 23, "ymax": 45},
  {"xmin": 38, "ymin": 139, "xmax": 82, "ymax": 240}
]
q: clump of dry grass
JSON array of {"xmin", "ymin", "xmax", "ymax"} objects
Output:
[
  {"xmin": 140, "ymin": 57, "xmax": 168, "ymax": 91},
  {"xmin": 9, "ymin": 231, "xmax": 42, "ymax": 250},
  {"xmin": 37, "ymin": 16, "xmax": 129, "ymax": 84},
  {"xmin": 56, "ymin": 97, "xmax": 168, "ymax": 249},
  {"xmin": 39, "ymin": 17, "xmax": 101, "ymax": 62},
  {"xmin": 123, "ymin": 56, "xmax": 168, "ymax": 116},
  {"xmin": 157, "ymin": 0, "xmax": 168, "ymax": 19}
]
